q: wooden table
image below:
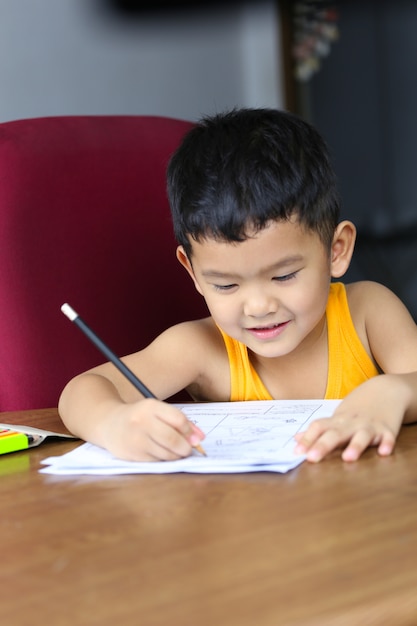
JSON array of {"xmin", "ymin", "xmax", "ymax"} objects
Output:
[{"xmin": 1, "ymin": 408, "xmax": 417, "ymax": 626}]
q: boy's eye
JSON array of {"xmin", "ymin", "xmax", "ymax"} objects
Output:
[
  {"xmin": 273, "ymin": 272, "xmax": 297, "ymax": 282},
  {"xmin": 213, "ymin": 283, "xmax": 237, "ymax": 291}
]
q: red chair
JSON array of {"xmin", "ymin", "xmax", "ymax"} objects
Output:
[{"xmin": 0, "ymin": 115, "xmax": 207, "ymax": 411}]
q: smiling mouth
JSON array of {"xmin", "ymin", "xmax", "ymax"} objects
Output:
[{"xmin": 246, "ymin": 321, "xmax": 290, "ymax": 339}]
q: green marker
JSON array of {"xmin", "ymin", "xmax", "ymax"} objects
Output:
[{"xmin": 0, "ymin": 429, "xmax": 37, "ymax": 455}]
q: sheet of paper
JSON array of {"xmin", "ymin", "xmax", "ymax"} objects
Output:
[{"xmin": 40, "ymin": 399, "xmax": 341, "ymax": 475}]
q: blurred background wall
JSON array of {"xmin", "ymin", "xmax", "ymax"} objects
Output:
[
  {"xmin": 0, "ymin": 0, "xmax": 284, "ymax": 122},
  {"xmin": 288, "ymin": 0, "xmax": 417, "ymax": 319}
]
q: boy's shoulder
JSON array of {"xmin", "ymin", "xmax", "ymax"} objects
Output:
[
  {"xmin": 346, "ymin": 281, "xmax": 417, "ymax": 373},
  {"xmin": 345, "ymin": 279, "xmax": 417, "ymax": 344},
  {"xmin": 153, "ymin": 316, "xmax": 227, "ymax": 363},
  {"xmin": 345, "ymin": 279, "xmax": 410, "ymax": 321},
  {"xmin": 346, "ymin": 279, "xmax": 388, "ymax": 298},
  {"xmin": 167, "ymin": 316, "xmax": 221, "ymax": 342},
  {"xmin": 345, "ymin": 280, "xmax": 417, "ymax": 373},
  {"xmin": 156, "ymin": 316, "xmax": 231, "ymax": 400},
  {"xmin": 345, "ymin": 280, "xmax": 405, "ymax": 310}
]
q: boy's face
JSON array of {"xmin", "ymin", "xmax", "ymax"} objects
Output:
[{"xmin": 178, "ymin": 218, "xmax": 335, "ymax": 360}]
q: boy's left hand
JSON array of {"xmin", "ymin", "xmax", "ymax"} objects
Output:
[{"xmin": 294, "ymin": 375, "xmax": 410, "ymax": 462}]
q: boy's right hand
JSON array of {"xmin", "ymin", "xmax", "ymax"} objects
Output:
[{"xmin": 101, "ymin": 398, "xmax": 205, "ymax": 462}]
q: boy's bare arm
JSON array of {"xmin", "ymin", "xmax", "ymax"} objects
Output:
[{"xmin": 295, "ymin": 282, "xmax": 417, "ymax": 462}]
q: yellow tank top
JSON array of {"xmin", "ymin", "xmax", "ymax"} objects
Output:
[{"xmin": 218, "ymin": 282, "xmax": 379, "ymax": 401}]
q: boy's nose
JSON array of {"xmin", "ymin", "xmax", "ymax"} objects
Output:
[{"xmin": 243, "ymin": 290, "xmax": 277, "ymax": 318}]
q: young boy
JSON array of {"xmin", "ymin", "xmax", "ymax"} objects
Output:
[{"xmin": 58, "ymin": 108, "xmax": 417, "ymax": 463}]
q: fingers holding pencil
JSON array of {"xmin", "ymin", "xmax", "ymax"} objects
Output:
[
  {"xmin": 103, "ymin": 398, "xmax": 206, "ymax": 462},
  {"xmin": 146, "ymin": 398, "xmax": 207, "ymax": 459}
]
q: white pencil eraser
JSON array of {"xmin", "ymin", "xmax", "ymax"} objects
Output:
[{"xmin": 61, "ymin": 303, "xmax": 78, "ymax": 321}]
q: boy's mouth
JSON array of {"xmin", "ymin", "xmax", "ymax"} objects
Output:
[{"xmin": 246, "ymin": 321, "xmax": 291, "ymax": 340}]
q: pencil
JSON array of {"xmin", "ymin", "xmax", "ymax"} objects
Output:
[{"xmin": 61, "ymin": 303, "xmax": 206, "ymax": 457}]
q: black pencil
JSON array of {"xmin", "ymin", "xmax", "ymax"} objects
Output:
[{"xmin": 61, "ymin": 303, "xmax": 206, "ymax": 456}]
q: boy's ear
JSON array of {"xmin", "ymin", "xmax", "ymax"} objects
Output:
[
  {"xmin": 176, "ymin": 246, "xmax": 204, "ymax": 295},
  {"xmin": 330, "ymin": 220, "xmax": 357, "ymax": 278}
]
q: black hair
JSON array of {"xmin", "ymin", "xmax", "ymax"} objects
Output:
[{"xmin": 167, "ymin": 107, "xmax": 340, "ymax": 257}]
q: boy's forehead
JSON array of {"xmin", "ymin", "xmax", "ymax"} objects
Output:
[{"xmin": 187, "ymin": 217, "xmax": 318, "ymax": 251}]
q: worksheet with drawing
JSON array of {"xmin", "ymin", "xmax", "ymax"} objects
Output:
[{"xmin": 40, "ymin": 399, "xmax": 341, "ymax": 475}]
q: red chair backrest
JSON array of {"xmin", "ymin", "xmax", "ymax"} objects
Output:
[{"xmin": 0, "ymin": 115, "xmax": 207, "ymax": 410}]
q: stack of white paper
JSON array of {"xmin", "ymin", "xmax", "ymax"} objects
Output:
[{"xmin": 40, "ymin": 399, "xmax": 340, "ymax": 475}]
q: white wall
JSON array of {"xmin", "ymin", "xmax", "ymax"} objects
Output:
[{"xmin": 0, "ymin": 0, "xmax": 284, "ymax": 123}]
